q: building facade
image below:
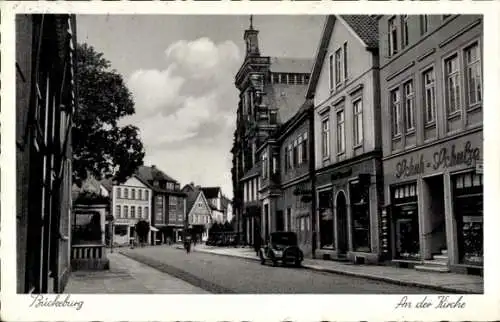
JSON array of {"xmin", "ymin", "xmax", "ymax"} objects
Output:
[
  {"xmin": 183, "ymin": 184, "xmax": 213, "ymax": 241},
  {"xmin": 231, "ymin": 18, "xmax": 312, "ymax": 247},
  {"xmin": 378, "ymin": 15, "xmax": 483, "ymax": 274},
  {"xmin": 202, "ymin": 187, "xmax": 224, "ymax": 223},
  {"xmin": 110, "ymin": 176, "xmax": 154, "ymax": 245},
  {"xmin": 307, "ymin": 15, "xmax": 384, "ymax": 264},
  {"xmin": 16, "ymin": 14, "xmax": 77, "ymax": 293},
  {"xmin": 135, "ymin": 165, "xmax": 186, "ymax": 244},
  {"xmin": 258, "ymin": 100, "xmax": 315, "ymax": 256}
]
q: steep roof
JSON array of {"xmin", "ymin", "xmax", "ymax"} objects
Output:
[
  {"xmin": 269, "ymin": 84, "xmax": 309, "ymax": 124},
  {"xmin": 201, "ymin": 187, "xmax": 221, "ymax": 199},
  {"xmin": 339, "ymin": 15, "xmax": 379, "ymax": 49},
  {"xmin": 306, "ymin": 15, "xmax": 378, "ymax": 99},
  {"xmin": 100, "ymin": 178, "xmax": 113, "ymax": 192},
  {"xmin": 276, "ymin": 98, "xmax": 313, "ymax": 141},
  {"xmin": 183, "ymin": 185, "xmax": 211, "ymax": 216},
  {"xmin": 269, "ymin": 57, "xmax": 313, "ymax": 74},
  {"xmin": 136, "ymin": 165, "xmax": 177, "ymax": 184}
]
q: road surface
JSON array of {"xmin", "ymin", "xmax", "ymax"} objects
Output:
[{"xmin": 120, "ymin": 246, "xmax": 447, "ymax": 294}]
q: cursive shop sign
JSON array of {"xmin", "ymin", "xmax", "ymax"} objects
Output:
[{"xmin": 395, "ymin": 141, "xmax": 480, "ymax": 179}]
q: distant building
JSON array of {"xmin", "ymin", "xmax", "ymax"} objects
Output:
[
  {"xmin": 231, "ymin": 18, "xmax": 313, "ymax": 247},
  {"xmin": 377, "ymin": 15, "xmax": 483, "ymax": 274},
  {"xmin": 221, "ymin": 195, "xmax": 233, "ymax": 223},
  {"xmin": 182, "ymin": 184, "xmax": 212, "ymax": 241},
  {"xmin": 104, "ymin": 176, "xmax": 155, "ymax": 245},
  {"xmin": 202, "ymin": 187, "xmax": 224, "ymax": 223},
  {"xmin": 135, "ymin": 165, "xmax": 186, "ymax": 244},
  {"xmin": 16, "ymin": 14, "xmax": 77, "ymax": 293}
]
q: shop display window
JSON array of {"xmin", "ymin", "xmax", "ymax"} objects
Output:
[
  {"xmin": 392, "ymin": 183, "xmax": 420, "ymax": 260},
  {"xmin": 319, "ymin": 190, "xmax": 334, "ymax": 249},
  {"xmin": 453, "ymin": 172, "xmax": 483, "ymax": 266},
  {"xmin": 350, "ymin": 182, "xmax": 370, "ymax": 252}
]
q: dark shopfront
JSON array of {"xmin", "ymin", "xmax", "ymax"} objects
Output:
[
  {"xmin": 383, "ymin": 131, "xmax": 483, "ymax": 273},
  {"xmin": 315, "ymin": 156, "xmax": 382, "ymax": 264}
]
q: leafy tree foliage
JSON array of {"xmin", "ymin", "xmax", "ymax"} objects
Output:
[{"xmin": 73, "ymin": 43, "xmax": 145, "ymax": 186}]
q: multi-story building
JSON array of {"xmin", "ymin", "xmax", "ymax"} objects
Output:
[
  {"xmin": 182, "ymin": 184, "xmax": 213, "ymax": 241},
  {"xmin": 135, "ymin": 165, "xmax": 186, "ymax": 243},
  {"xmin": 16, "ymin": 14, "xmax": 77, "ymax": 293},
  {"xmin": 307, "ymin": 15, "xmax": 384, "ymax": 264},
  {"xmin": 202, "ymin": 187, "xmax": 224, "ymax": 223},
  {"xmin": 378, "ymin": 15, "xmax": 483, "ymax": 275},
  {"xmin": 256, "ymin": 99, "xmax": 315, "ymax": 255},
  {"xmin": 231, "ymin": 18, "xmax": 313, "ymax": 247},
  {"xmin": 107, "ymin": 176, "xmax": 154, "ymax": 245}
]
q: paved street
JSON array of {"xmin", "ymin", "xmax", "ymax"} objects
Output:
[
  {"xmin": 120, "ymin": 246, "xmax": 448, "ymax": 294},
  {"xmin": 65, "ymin": 252, "xmax": 209, "ymax": 293}
]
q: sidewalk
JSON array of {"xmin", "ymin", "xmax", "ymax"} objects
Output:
[
  {"xmin": 176, "ymin": 244, "xmax": 483, "ymax": 294},
  {"xmin": 65, "ymin": 251, "xmax": 209, "ymax": 293}
]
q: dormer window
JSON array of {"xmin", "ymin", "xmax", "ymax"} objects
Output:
[{"xmin": 153, "ymin": 181, "xmax": 159, "ymax": 187}]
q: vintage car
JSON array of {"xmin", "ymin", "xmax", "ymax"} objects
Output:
[{"xmin": 259, "ymin": 232, "xmax": 304, "ymax": 267}]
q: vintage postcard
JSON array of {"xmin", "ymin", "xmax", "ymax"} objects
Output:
[{"xmin": 1, "ymin": 1, "xmax": 499, "ymax": 321}]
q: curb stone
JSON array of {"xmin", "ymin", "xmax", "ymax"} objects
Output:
[{"xmin": 175, "ymin": 246, "xmax": 481, "ymax": 294}]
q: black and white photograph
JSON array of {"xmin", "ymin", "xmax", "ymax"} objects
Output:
[{"xmin": 2, "ymin": 2, "xmax": 500, "ymax": 321}]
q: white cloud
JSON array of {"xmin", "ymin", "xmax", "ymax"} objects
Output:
[{"xmin": 124, "ymin": 37, "xmax": 242, "ymax": 197}]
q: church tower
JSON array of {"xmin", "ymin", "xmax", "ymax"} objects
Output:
[{"xmin": 244, "ymin": 15, "xmax": 260, "ymax": 57}]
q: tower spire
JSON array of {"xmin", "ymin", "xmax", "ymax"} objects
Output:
[{"xmin": 250, "ymin": 15, "xmax": 254, "ymax": 30}]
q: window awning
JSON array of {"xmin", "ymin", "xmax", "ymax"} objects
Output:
[{"xmin": 150, "ymin": 226, "xmax": 159, "ymax": 232}]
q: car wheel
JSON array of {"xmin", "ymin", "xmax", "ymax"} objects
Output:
[
  {"xmin": 260, "ymin": 252, "xmax": 266, "ymax": 265},
  {"xmin": 294, "ymin": 260, "xmax": 302, "ymax": 267},
  {"xmin": 272, "ymin": 259, "xmax": 278, "ymax": 267}
]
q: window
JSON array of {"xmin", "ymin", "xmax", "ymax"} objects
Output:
[
  {"xmin": 286, "ymin": 208, "xmax": 292, "ymax": 231},
  {"xmin": 284, "ymin": 146, "xmax": 289, "ymax": 171},
  {"xmin": 115, "ymin": 205, "xmax": 121, "ymax": 218},
  {"xmin": 293, "ymin": 139, "xmax": 299, "ymax": 166},
  {"xmin": 145, "ymin": 207, "xmax": 149, "ymax": 217},
  {"xmin": 445, "ymin": 55, "xmax": 461, "ymax": 114},
  {"xmin": 124, "ymin": 206, "xmax": 129, "ymax": 218},
  {"xmin": 269, "ymin": 111, "xmax": 277, "ymax": 124},
  {"xmin": 329, "ymin": 54, "xmax": 334, "ymax": 90},
  {"xmin": 124, "ymin": 188, "xmax": 129, "ymax": 199},
  {"xmin": 131, "ymin": 205, "xmax": 136, "ymax": 218},
  {"xmin": 401, "ymin": 15, "xmax": 409, "ymax": 48},
  {"xmin": 423, "ymin": 68, "xmax": 436, "ymax": 123},
  {"xmin": 272, "ymin": 156, "xmax": 278, "ymax": 174},
  {"xmin": 353, "ymin": 99, "xmax": 363, "ymax": 146},
  {"xmin": 304, "ymin": 74, "xmax": 310, "ymax": 84},
  {"xmin": 403, "ymin": 80, "xmax": 415, "ymax": 132},
  {"xmin": 117, "ymin": 187, "xmax": 121, "ymax": 199},
  {"xmin": 391, "ymin": 88, "xmax": 401, "ymax": 136},
  {"xmin": 138, "ymin": 189, "xmax": 142, "ymax": 200},
  {"xmin": 272, "ymin": 73, "xmax": 279, "ymax": 84},
  {"xmin": 145, "ymin": 190, "xmax": 149, "ymax": 200},
  {"xmin": 336, "ymin": 110, "xmax": 345, "ymax": 154},
  {"xmin": 464, "ymin": 43, "xmax": 482, "ymax": 107},
  {"xmin": 288, "ymin": 143, "xmax": 294, "ymax": 168},
  {"xmin": 261, "ymin": 151, "xmax": 268, "ymax": 179},
  {"xmin": 131, "ymin": 189, "xmax": 135, "ymax": 200},
  {"xmin": 335, "ymin": 48, "xmax": 343, "ymax": 86},
  {"xmin": 301, "ymin": 133, "xmax": 308, "ymax": 163},
  {"xmin": 138, "ymin": 206, "xmax": 142, "ymax": 219},
  {"xmin": 321, "ymin": 118, "xmax": 330, "ymax": 158},
  {"xmin": 297, "ymin": 136, "xmax": 303, "ymax": 165},
  {"xmin": 388, "ymin": 16, "xmax": 398, "ymax": 56},
  {"xmin": 343, "ymin": 42, "xmax": 348, "ymax": 80},
  {"xmin": 420, "ymin": 15, "xmax": 429, "ymax": 35}
]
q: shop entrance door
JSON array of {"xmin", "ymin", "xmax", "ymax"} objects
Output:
[
  {"xmin": 336, "ymin": 191, "xmax": 348, "ymax": 255},
  {"xmin": 423, "ymin": 176, "xmax": 447, "ymax": 255}
]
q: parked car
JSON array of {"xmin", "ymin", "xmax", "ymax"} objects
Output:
[{"xmin": 259, "ymin": 232, "xmax": 304, "ymax": 267}]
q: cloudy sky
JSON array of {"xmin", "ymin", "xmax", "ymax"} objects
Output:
[{"xmin": 77, "ymin": 15, "xmax": 325, "ymax": 198}]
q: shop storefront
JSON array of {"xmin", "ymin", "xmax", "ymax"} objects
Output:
[
  {"xmin": 314, "ymin": 155, "xmax": 383, "ymax": 264},
  {"xmin": 382, "ymin": 130, "xmax": 483, "ymax": 273}
]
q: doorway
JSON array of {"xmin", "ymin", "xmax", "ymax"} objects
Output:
[
  {"xmin": 336, "ymin": 191, "xmax": 348, "ymax": 255},
  {"xmin": 423, "ymin": 175, "xmax": 446, "ymax": 256}
]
